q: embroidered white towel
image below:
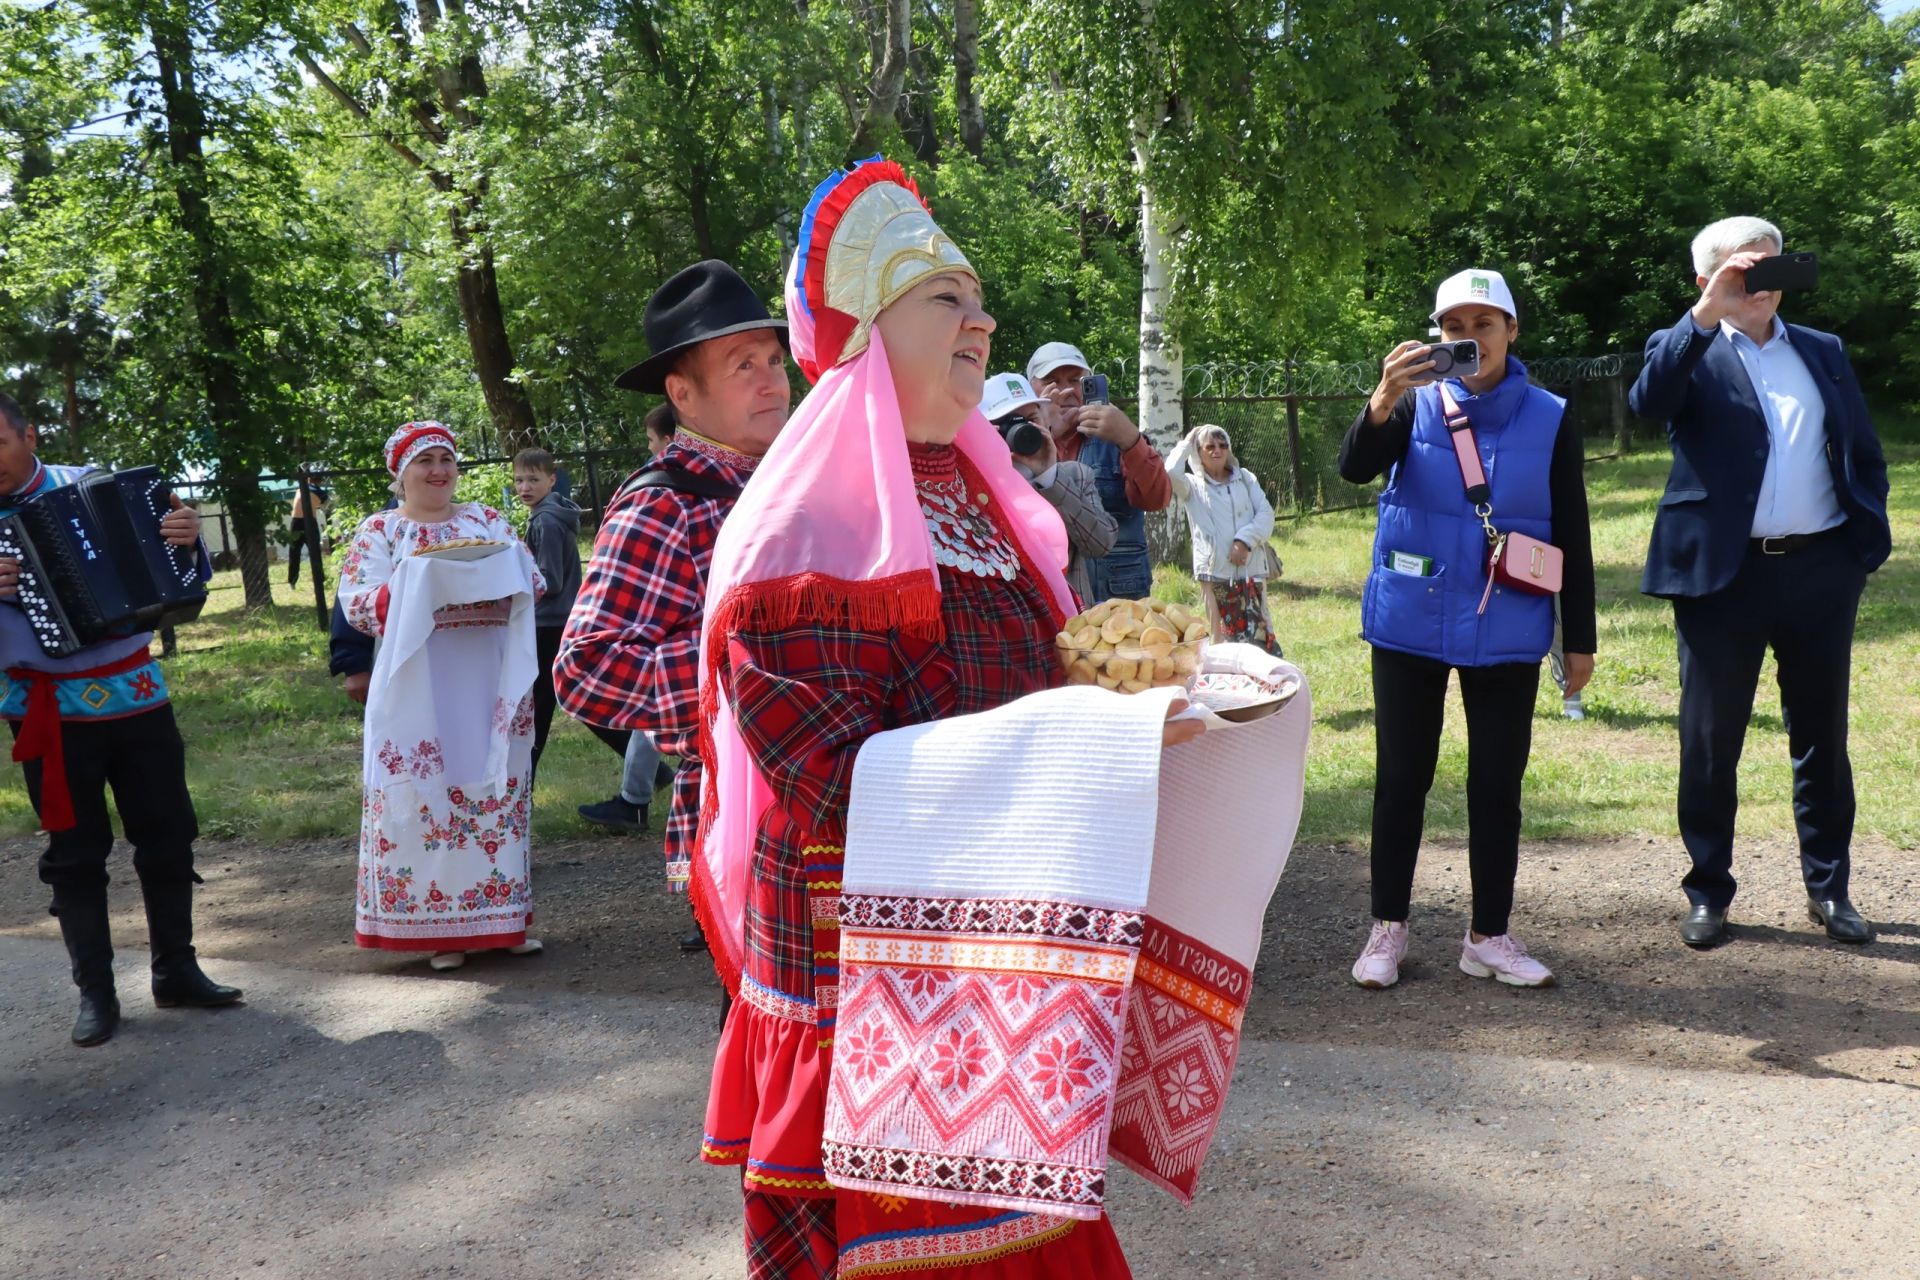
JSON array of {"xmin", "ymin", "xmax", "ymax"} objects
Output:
[
  {"xmin": 824, "ymin": 654, "xmax": 1311, "ymax": 1216},
  {"xmin": 369, "ymin": 552, "xmax": 537, "ymax": 793},
  {"xmin": 824, "ymin": 683, "xmax": 1176, "ymax": 1219}
]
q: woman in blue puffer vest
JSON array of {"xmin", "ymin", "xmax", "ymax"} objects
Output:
[{"xmin": 1338, "ymin": 269, "xmax": 1597, "ymax": 991}]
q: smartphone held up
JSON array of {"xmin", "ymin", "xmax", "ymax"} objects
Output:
[
  {"xmin": 1411, "ymin": 339, "xmax": 1480, "ymax": 379},
  {"xmin": 1742, "ymin": 252, "xmax": 1818, "ymax": 295}
]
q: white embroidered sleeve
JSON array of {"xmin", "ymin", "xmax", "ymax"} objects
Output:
[{"xmin": 338, "ymin": 517, "xmax": 398, "ymax": 636}]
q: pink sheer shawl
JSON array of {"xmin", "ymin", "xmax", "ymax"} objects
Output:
[{"xmin": 691, "ymin": 329, "xmax": 1075, "ymax": 992}]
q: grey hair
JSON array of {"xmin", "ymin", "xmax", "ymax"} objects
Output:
[
  {"xmin": 1193, "ymin": 422, "xmax": 1240, "ymax": 473},
  {"xmin": 1691, "ymin": 216, "xmax": 1783, "ymax": 278}
]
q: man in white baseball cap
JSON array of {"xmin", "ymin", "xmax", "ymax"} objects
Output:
[
  {"xmin": 1024, "ymin": 340, "xmax": 1171, "ymax": 601},
  {"xmin": 1025, "ymin": 341, "xmax": 1091, "ymax": 385},
  {"xmin": 980, "ymin": 371, "xmax": 1116, "ymax": 606}
]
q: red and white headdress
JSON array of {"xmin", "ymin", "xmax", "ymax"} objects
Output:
[
  {"xmin": 384, "ymin": 421, "xmax": 459, "ymax": 478},
  {"xmin": 787, "ymin": 156, "xmax": 976, "ymax": 383}
]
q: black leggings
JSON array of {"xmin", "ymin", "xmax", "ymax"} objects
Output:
[{"xmin": 1368, "ymin": 645, "xmax": 1538, "ymax": 937}]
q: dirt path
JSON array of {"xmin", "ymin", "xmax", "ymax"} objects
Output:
[{"xmin": 3, "ymin": 829, "xmax": 1918, "ymax": 1278}]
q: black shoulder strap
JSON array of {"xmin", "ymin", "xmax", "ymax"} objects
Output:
[{"xmin": 617, "ymin": 462, "xmax": 744, "ymax": 504}]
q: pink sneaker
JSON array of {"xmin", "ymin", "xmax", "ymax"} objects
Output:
[
  {"xmin": 1459, "ymin": 932, "xmax": 1555, "ymax": 987},
  {"xmin": 1351, "ymin": 920, "xmax": 1409, "ymax": 989}
]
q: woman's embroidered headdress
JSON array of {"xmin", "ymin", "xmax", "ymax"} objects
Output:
[
  {"xmin": 788, "ymin": 157, "xmax": 976, "ymax": 383},
  {"xmin": 384, "ymin": 421, "xmax": 459, "ymax": 478}
]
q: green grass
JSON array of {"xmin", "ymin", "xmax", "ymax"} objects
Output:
[{"xmin": 6, "ymin": 450, "xmax": 1917, "ymax": 850}]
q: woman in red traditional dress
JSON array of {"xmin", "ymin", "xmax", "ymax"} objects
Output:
[{"xmin": 689, "ymin": 159, "xmax": 1195, "ymax": 1277}]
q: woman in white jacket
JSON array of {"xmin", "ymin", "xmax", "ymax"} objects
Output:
[{"xmin": 1166, "ymin": 423, "xmax": 1282, "ymax": 655}]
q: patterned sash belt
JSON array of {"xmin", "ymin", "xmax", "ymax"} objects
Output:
[{"xmin": 6, "ymin": 649, "xmax": 158, "ymax": 833}]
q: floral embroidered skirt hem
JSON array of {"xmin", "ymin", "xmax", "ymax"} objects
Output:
[
  {"xmin": 355, "ymin": 751, "xmax": 535, "ymax": 953},
  {"xmin": 1202, "ymin": 576, "xmax": 1282, "ymax": 657}
]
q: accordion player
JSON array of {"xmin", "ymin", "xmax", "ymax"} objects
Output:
[{"xmin": 0, "ymin": 466, "xmax": 209, "ymax": 658}]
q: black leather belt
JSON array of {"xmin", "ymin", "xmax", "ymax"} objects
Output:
[{"xmin": 1750, "ymin": 526, "xmax": 1844, "ymax": 556}]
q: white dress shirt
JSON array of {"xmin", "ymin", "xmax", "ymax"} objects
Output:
[{"xmin": 1712, "ymin": 316, "xmax": 1846, "ymax": 538}]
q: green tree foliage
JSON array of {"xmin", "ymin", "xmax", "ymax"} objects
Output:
[
  {"xmin": 1, "ymin": 1, "xmax": 395, "ymax": 605},
  {"xmin": 1358, "ymin": 0, "xmax": 1920, "ymax": 400},
  {"xmin": 2, "ymin": 0, "xmax": 1915, "ymax": 567}
]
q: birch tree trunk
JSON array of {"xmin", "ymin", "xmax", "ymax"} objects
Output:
[
  {"xmin": 954, "ymin": 0, "xmax": 985, "ymax": 158},
  {"xmin": 1134, "ymin": 106, "xmax": 1187, "ymax": 567}
]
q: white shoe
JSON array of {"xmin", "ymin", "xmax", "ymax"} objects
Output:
[
  {"xmin": 1350, "ymin": 920, "xmax": 1410, "ymax": 989},
  {"xmin": 429, "ymin": 951, "xmax": 467, "ymax": 971},
  {"xmin": 1459, "ymin": 932, "xmax": 1554, "ymax": 987},
  {"xmin": 506, "ymin": 938, "xmax": 543, "ymax": 956}
]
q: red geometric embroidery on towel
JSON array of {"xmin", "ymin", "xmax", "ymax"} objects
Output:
[
  {"xmin": 823, "ymin": 909, "xmax": 1135, "ymax": 1217},
  {"xmin": 1107, "ymin": 916, "xmax": 1251, "ymax": 1203}
]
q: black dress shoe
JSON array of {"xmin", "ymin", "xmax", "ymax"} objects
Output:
[
  {"xmin": 1808, "ymin": 897, "xmax": 1874, "ymax": 944},
  {"xmin": 72, "ymin": 989, "xmax": 121, "ymax": 1047},
  {"xmin": 679, "ymin": 927, "xmax": 710, "ymax": 954},
  {"xmin": 151, "ymin": 958, "xmax": 244, "ymax": 1008},
  {"xmin": 1681, "ymin": 904, "xmax": 1729, "ymax": 948},
  {"xmin": 578, "ymin": 796, "xmax": 646, "ymax": 832}
]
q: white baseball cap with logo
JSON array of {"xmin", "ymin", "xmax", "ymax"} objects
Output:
[
  {"xmin": 1430, "ymin": 268, "xmax": 1518, "ymax": 323},
  {"xmin": 980, "ymin": 372, "xmax": 1044, "ymax": 422},
  {"xmin": 1025, "ymin": 341, "xmax": 1092, "ymax": 383}
]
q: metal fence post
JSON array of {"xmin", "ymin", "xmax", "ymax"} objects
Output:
[
  {"xmin": 1283, "ymin": 359, "xmax": 1307, "ymax": 512},
  {"xmin": 299, "ymin": 469, "xmax": 329, "ymax": 631},
  {"xmin": 583, "ymin": 447, "xmax": 604, "ymax": 531},
  {"xmin": 1610, "ymin": 372, "xmax": 1632, "ymax": 454}
]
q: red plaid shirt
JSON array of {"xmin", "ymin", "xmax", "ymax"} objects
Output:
[
  {"xmin": 556, "ymin": 433, "xmax": 758, "ymax": 885},
  {"xmin": 723, "ymin": 446, "xmax": 1065, "ymax": 1003}
]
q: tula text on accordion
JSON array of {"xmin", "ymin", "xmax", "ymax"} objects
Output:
[{"xmin": 0, "ymin": 467, "xmax": 208, "ymax": 657}]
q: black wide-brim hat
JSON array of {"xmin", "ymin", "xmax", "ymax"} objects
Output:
[{"xmin": 615, "ymin": 259, "xmax": 790, "ymax": 394}]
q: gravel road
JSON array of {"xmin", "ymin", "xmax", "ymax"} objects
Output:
[{"xmin": 3, "ymin": 830, "xmax": 1915, "ymax": 1279}]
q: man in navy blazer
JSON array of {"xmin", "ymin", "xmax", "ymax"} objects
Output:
[{"xmin": 1631, "ymin": 215, "xmax": 1890, "ymax": 949}]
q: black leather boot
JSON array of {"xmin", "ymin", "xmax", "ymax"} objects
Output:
[
  {"xmin": 72, "ymin": 989, "xmax": 121, "ymax": 1047},
  {"xmin": 53, "ymin": 891, "xmax": 120, "ymax": 1047},
  {"xmin": 142, "ymin": 879, "xmax": 243, "ymax": 1008}
]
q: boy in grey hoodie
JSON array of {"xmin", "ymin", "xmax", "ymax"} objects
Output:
[{"xmin": 514, "ymin": 449, "xmax": 585, "ymax": 786}]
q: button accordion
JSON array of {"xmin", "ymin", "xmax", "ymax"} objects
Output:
[{"xmin": 0, "ymin": 466, "xmax": 208, "ymax": 657}]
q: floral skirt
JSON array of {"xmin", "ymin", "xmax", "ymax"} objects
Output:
[
  {"xmin": 356, "ymin": 741, "xmax": 534, "ymax": 952},
  {"xmin": 1203, "ymin": 576, "xmax": 1282, "ymax": 656}
]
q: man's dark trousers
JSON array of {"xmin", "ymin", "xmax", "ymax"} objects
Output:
[
  {"xmin": 11, "ymin": 706, "xmax": 199, "ymax": 990},
  {"xmin": 1673, "ymin": 529, "xmax": 1864, "ymax": 911}
]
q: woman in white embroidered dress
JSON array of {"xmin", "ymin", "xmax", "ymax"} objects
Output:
[{"xmin": 339, "ymin": 422, "xmax": 546, "ymax": 972}]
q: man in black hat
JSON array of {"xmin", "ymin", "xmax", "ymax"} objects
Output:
[{"xmin": 556, "ymin": 261, "xmax": 790, "ymax": 917}]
